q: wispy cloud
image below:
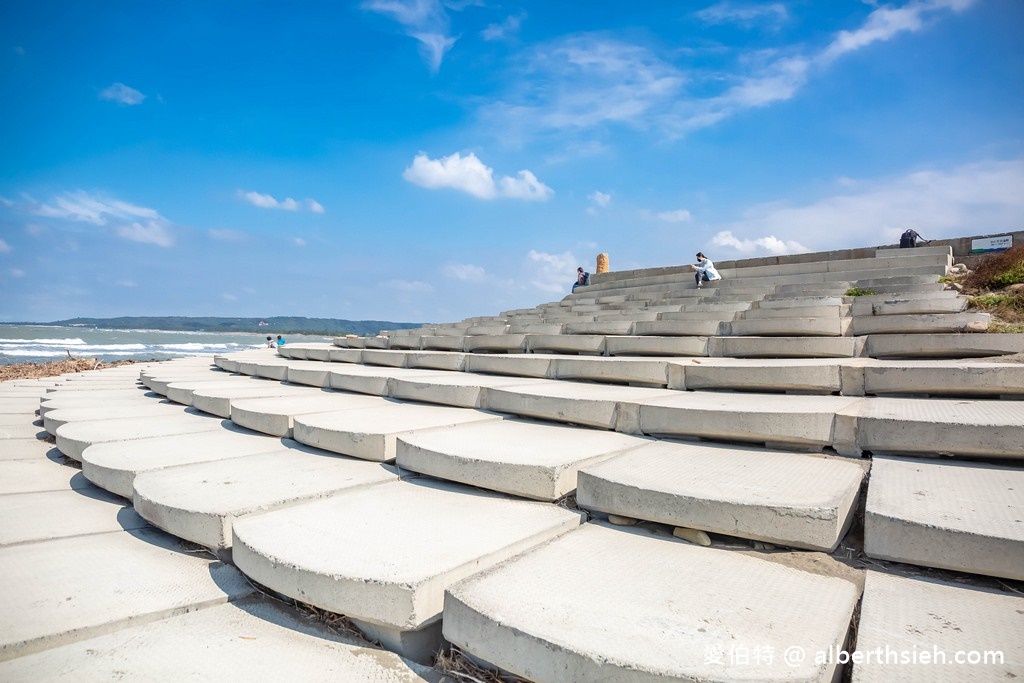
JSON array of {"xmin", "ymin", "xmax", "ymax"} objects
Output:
[
  {"xmin": 115, "ymin": 279, "xmax": 136, "ymax": 287},
  {"xmin": 10, "ymin": 268, "xmax": 25, "ymax": 278},
  {"xmin": 239, "ymin": 191, "xmax": 324, "ymax": 213},
  {"xmin": 695, "ymin": 2, "xmax": 788, "ymax": 29},
  {"xmin": 0, "ymin": 238, "xmax": 10, "ymax": 253},
  {"xmin": 30, "ymin": 191, "xmax": 175, "ymax": 247},
  {"xmin": 589, "ymin": 191, "xmax": 611, "ymax": 208},
  {"xmin": 482, "ymin": 13, "xmax": 525, "ymax": 41},
  {"xmin": 291, "ymin": 237, "xmax": 307, "ymax": 247},
  {"xmin": 403, "ymin": 152, "xmax": 554, "ymax": 201},
  {"xmin": 208, "ymin": 228, "xmax": 248, "ymax": 242},
  {"xmin": 99, "ymin": 82, "xmax": 145, "ymax": 105},
  {"xmin": 485, "ymin": 1, "xmax": 974, "ymax": 142},
  {"xmin": 442, "ymin": 262, "xmax": 487, "ymax": 282},
  {"xmin": 362, "ymin": 0, "xmax": 456, "ymax": 72},
  {"xmin": 642, "ymin": 208, "xmax": 692, "ymax": 223},
  {"xmin": 526, "ymin": 249, "xmax": 577, "ymax": 293},
  {"xmin": 709, "ymin": 158, "xmax": 1024, "ymax": 257}
]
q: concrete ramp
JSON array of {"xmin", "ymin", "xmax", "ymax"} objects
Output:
[
  {"xmin": 578, "ymin": 441, "xmax": 866, "ymax": 550},
  {"xmin": 396, "ymin": 419, "xmax": 650, "ymax": 500},
  {"xmin": 231, "ymin": 478, "xmax": 582, "ymax": 662},
  {"xmin": 852, "ymin": 571, "xmax": 1024, "ymax": 681},
  {"xmin": 864, "ymin": 455, "xmax": 1024, "ymax": 580},
  {"xmin": 444, "ymin": 523, "xmax": 860, "ymax": 683},
  {"xmin": 134, "ymin": 446, "xmax": 397, "ymax": 549}
]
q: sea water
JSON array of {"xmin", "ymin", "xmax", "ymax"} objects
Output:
[{"xmin": 0, "ymin": 324, "xmax": 330, "ymax": 365}]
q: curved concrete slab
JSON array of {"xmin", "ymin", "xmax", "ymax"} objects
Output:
[
  {"xmin": 56, "ymin": 413, "xmax": 229, "ymax": 461},
  {"xmin": 230, "ymin": 393, "xmax": 390, "ymax": 438},
  {"xmin": 191, "ymin": 383, "xmax": 315, "ymax": 418}
]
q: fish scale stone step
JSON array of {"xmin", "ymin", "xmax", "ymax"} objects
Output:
[
  {"xmin": 605, "ymin": 335, "xmax": 710, "ymax": 356},
  {"xmin": 861, "ymin": 360, "xmax": 1024, "ymax": 398},
  {"xmin": 396, "ymin": 419, "xmax": 651, "ymax": 500},
  {"xmin": 293, "ymin": 402, "xmax": 504, "ymax": 461},
  {"xmin": 0, "ymin": 598, "xmax": 440, "ymax": 681},
  {"xmin": 42, "ymin": 401, "xmax": 191, "ymax": 434},
  {"xmin": 0, "ymin": 458, "xmax": 88, "ymax": 494},
  {"xmin": 552, "ymin": 356, "xmax": 670, "ymax": 386},
  {"xmin": 483, "ymin": 382, "xmax": 677, "ymax": 431},
  {"xmin": 133, "ymin": 447, "xmax": 398, "ymax": 550},
  {"xmin": 56, "ymin": 412, "xmax": 229, "ymax": 461},
  {"xmin": 37, "ymin": 391, "xmax": 160, "ymax": 416},
  {"xmin": 729, "ymin": 317, "xmax": 850, "ymax": 337},
  {"xmin": 851, "ymin": 312, "xmax": 990, "ymax": 335},
  {"xmin": 229, "ymin": 393, "xmax": 391, "ymax": 438},
  {"xmin": 0, "ymin": 488, "xmax": 148, "ymax": 546},
  {"xmin": 710, "ymin": 336, "xmax": 861, "ymax": 358},
  {"xmin": 834, "ymin": 397, "xmax": 1024, "ymax": 459},
  {"xmin": 577, "ymin": 441, "xmax": 866, "ymax": 550},
  {"xmin": 0, "ymin": 528, "xmax": 253, "ymax": 661},
  {"xmin": 191, "ymin": 383, "xmax": 317, "ymax": 417},
  {"xmin": 231, "ymin": 478, "xmax": 582, "ymax": 663},
  {"xmin": 637, "ymin": 392, "xmax": 862, "ymax": 450},
  {"xmin": 389, "ymin": 373, "xmax": 549, "ymax": 408},
  {"xmin": 164, "ymin": 376, "xmax": 282, "ymax": 405},
  {"xmin": 865, "ymin": 332, "xmax": 1024, "ymax": 358},
  {"xmin": 329, "ymin": 366, "xmax": 455, "ymax": 396},
  {"xmin": 443, "ymin": 522, "xmax": 860, "ymax": 683},
  {"xmin": 671, "ymin": 357, "xmax": 845, "ymax": 393},
  {"xmin": 863, "ymin": 455, "xmax": 1024, "ymax": 580},
  {"xmin": 852, "ymin": 571, "xmax": 1024, "ymax": 681}
]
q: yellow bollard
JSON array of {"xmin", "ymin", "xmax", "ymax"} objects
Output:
[{"xmin": 596, "ymin": 253, "xmax": 609, "ymax": 273}]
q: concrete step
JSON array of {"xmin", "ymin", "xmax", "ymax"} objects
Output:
[
  {"xmin": 80, "ymin": 428, "xmax": 298, "ymax": 498},
  {"xmin": 562, "ymin": 321, "xmax": 633, "ymax": 335},
  {"xmin": 850, "ymin": 296, "xmax": 967, "ymax": 316},
  {"xmin": 637, "ymin": 393, "xmax": 862, "ymax": 451},
  {"xmin": 711, "ymin": 336, "xmax": 861, "ymax": 358},
  {"xmin": 163, "ymin": 377, "xmax": 279, "ymax": 405},
  {"xmin": 406, "ymin": 350, "xmax": 468, "ymax": 372},
  {"xmin": 852, "ymin": 571, "xmax": 1024, "ymax": 682},
  {"xmin": 443, "ymin": 523, "xmax": 860, "ymax": 683},
  {"xmin": 632, "ymin": 320, "xmax": 728, "ymax": 336},
  {"xmin": 755, "ymin": 296, "xmax": 845, "ymax": 309},
  {"xmin": 0, "ymin": 457, "xmax": 88, "ymax": 494},
  {"xmin": 191, "ymin": 383, "xmax": 317, "ymax": 418},
  {"xmin": 482, "ymin": 382, "xmax": 677, "ymax": 431},
  {"xmin": 389, "ymin": 373, "xmax": 548, "ymax": 408},
  {"xmin": 229, "ymin": 393, "xmax": 391, "ymax": 438},
  {"xmin": 56, "ymin": 412, "xmax": 229, "ymax": 461},
  {"xmin": 835, "ymin": 397, "xmax": 1024, "ymax": 459},
  {"xmin": 552, "ymin": 356, "xmax": 670, "ymax": 386},
  {"xmin": 577, "ymin": 441, "xmax": 865, "ymax": 550},
  {"xmin": 0, "ymin": 598, "xmax": 440, "ymax": 681},
  {"xmin": 134, "ymin": 447, "xmax": 398, "ymax": 550},
  {"xmin": 292, "ymin": 402, "xmax": 504, "ymax": 462},
  {"xmin": 605, "ymin": 335, "xmax": 710, "ymax": 356},
  {"xmin": 231, "ymin": 478, "xmax": 582, "ymax": 663},
  {"xmin": 865, "ymin": 332, "xmax": 1024, "ymax": 358},
  {"xmin": 38, "ymin": 389, "xmax": 161, "ymax": 416},
  {"xmin": 852, "ymin": 312, "xmax": 990, "ymax": 335},
  {"xmin": 674, "ymin": 358, "xmax": 845, "ymax": 394},
  {"xmin": 740, "ymin": 304, "xmax": 849, "ymax": 319},
  {"xmin": 43, "ymin": 401, "xmax": 191, "ymax": 434},
  {"xmin": 526, "ymin": 334, "xmax": 606, "ymax": 354},
  {"xmin": 861, "ymin": 360, "xmax": 1024, "ymax": 398},
  {"xmin": 0, "ymin": 488, "xmax": 147, "ymax": 547},
  {"xmin": 0, "ymin": 437, "xmax": 52, "ymax": 462},
  {"xmin": 729, "ymin": 317, "xmax": 851, "ymax": 337},
  {"xmin": 465, "ymin": 334, "xmax": 527, "ymax": 353},
  {"xmin": 466, "ymin": 353, "xmax": 556, "ymax": 378},
  {"xmin": 863, "ymin": 455, "xmax": 1024, "ymax": 580},
  {"xmin": 0, "ymin": 528, "xmax": 252, "ymax": 661},
  {"xmin": 328, "ymin": 366, "xmax": 454, "ymax": 396},
  {"xmin": 396, "ymin": 419, "xmax": 650, "ymax": 501}
]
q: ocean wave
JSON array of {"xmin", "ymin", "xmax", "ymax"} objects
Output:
[{"xmin": 0, "ymin": 337, "xmax": 86, "ymax": 345}]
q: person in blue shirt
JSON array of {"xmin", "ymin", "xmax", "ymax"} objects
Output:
[
  {"xmin": 276, "ymin": 335, "xmax": 286, "ymax": 347},
  {"xmin": 691, "ymin": 252, "xmax": 721, "ymax": 289}
]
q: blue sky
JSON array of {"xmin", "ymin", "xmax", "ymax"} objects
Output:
[{"xmin": 1, "ymin": 0, "xmax": 1022, "ymax": 324}]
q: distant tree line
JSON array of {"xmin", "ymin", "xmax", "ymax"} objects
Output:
[{"xmin": 46, "ymin": 316, "xmax": 421, "ymax": 336}]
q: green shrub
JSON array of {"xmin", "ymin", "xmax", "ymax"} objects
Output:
[
  {"xmin": 964, "ymin": 245, "xmax": 1024, "ymax": 290},
  {"xmin": 845, "ymin": 288, "xmax": 876, "ymax": 297}
]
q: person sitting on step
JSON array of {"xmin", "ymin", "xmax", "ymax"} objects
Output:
[
  {"xmin": 691, "ymin": 252, "xmax": 721, "ymax": 289},
  {"xmin": 572, "ymin": 266, "xmax": 590, "ymax": 292}
]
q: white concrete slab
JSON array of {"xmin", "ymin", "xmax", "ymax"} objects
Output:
[
  {"xmin": 328, "ymin": 366, "xmax": 453, "ymax": 396},
  {"xmin": 0, "ymin": 488, "xmax": 148, "ymax": 546},
  {"xmin": 672, "ymin": 358, "xmax": 845, "ymax": 393},
  {"xmin": 0, "ymin": 457, "xmax": 90, "ymax": 494},
  {"xmin": 578, "ymin": 441, "xmax": 865, "ymax": 550},
  {"xmin": 38, "ymin": 391, "xmax": 162, "ymax": 417},
  {"xmin": 405, "ymin": 350, "xmax": 468, "ymax": 372},
  {"xmin": 852, "ymin": 312, "xmax": 990, "ymax": 335},
  {"xmin": 230, "ymin": 393, "xmax": 390, "ymax": 438},
  {"xmin": 465, "ymin": 353, "xmax": 555, "ymax": 378},
  {"xmin": 835, "ymin": 397, "xmax": 1024, "ymax": 459},
  {"xmin": 730, "ymin": 317, "xmax": 850, "ymax": 337},
  {"xmin": 605, "ymin": 335, "xmax": 710, "ymax": 357},
  {"xmin": 56, "ymin": 412, "xmax": 229, "ymax": 461},
  {"xmin": 134, "ymin": 447, "xmax": 398, "ymax": 549},
  {"xmin": 483, "ymin": 382, "xmax": 677, "ymax": 431},
  {"xmin": 43, "ymin": 401, "xmax": 190, "ymax": 434},
  {"xmin": 862, "ymin": 361, "xmax": 1024, "ymax": 397},
  {"xmin": 526, "ymin": 334, "xmax": 607, "ymax": 354},
  {"xmin": 444, "ymin": 523, "xmax": 860, "ymax": 683},
  {"xmin": 293, "ymin": 402, "xmax": 504, "ymax": 461},
  {"xmin": 0, "ymin": 438, "xmax": 53, "ymax": 461},
  {"xmin": 865, "ymin": 332, "xmax": 1024, "ymax": 359},
  {"xmin": 191, "ymin": 383, "xmax": 314, "ymax": 417},
  {"xmin": 397, "ymin": 420, "xmax": 650, "ymax": 501},
  {"xmin": 864, "ymin": 456, "xmax": 1024, "ymax": 580},
  {"xmin": 232, "ymin": 478, "xmax": 581, "ymax": 661},
  {"xmin": 81, "ymin": 428, "xmax": 292, "ymax": 498},
  {"xmin": 388, "ymin": 373, "xmax": 549, "ymax": 408},
  {"xmin": 552, "ymin": 357, "xmax": 669, "ymax": 386},
  {"xmin": 0, "ymin": 398, "xmax": 41, "ymax": 413},
  {"xmin": 852, "ymin": 571, "xmax": 1024, "ymax": 681},
  {"xmin": 711, "ymin": 336, "xmax": 859, "ymax": 358},
  {"xmin": 0, "ymin": 598, "xmax": 440, "ymax": 681},
  {"xmin": 164, "ymin": 377, "xmax": 271, "ymax": 405},
  {"xmin": 0, "ymin": 528, "xmax": 252, "ymax": 661},
  {"xmin": 0, "ymin": 424, "xmax": 46, "ymax": 439},
  {"xmin": 637, "ymin": 392, "xmax": 861, "ymax": 450}
]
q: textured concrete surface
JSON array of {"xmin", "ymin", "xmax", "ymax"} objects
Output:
[
  {"xmin": 671, "ymin": 358, "xmax": 845, "ymax": 393},
  {"xmin": 0, "ymin": 457, "xmax": 92, "ymax": 494},
  {"xmin": 852, "ymin": 571, "xmax": 1024, "ymax": 681},
  {"xmin": 444, "ymin": 523, "xmax": 860, "ymax": 683},
  {"xmin": 0, "ymin": 488, "xmax": 147, "ymax": 546},
  {"xmin": 293, "ymin": 402, "xmax": 503, "ymax": 461},
  {"xmin": 55, "ymin": 412, "xmax": 229, "ymax": 461},
  {"xmin": 483, "ymin": 382, "xmax": 676, "ymax": 431},
  {"xmin": 865, "ymin": 456, "xmax": 1024, "ymax": 580},
  {"xmin": 578, "ymin": 441, "xmax": 866, "ymax": 550},
  {"xmin": 0, "ymin": 528, "xmax": 252, "ymax": 661},
  {"xmin": 134, "ymin": 446, "xmax": 397, "ymax": 548},
  {"xmin": 0, "ymin": 438, "xmax": 53, "ymax": 461},
  {"xmin": 861, "ymin": 361, "xmax": 1024, "ymax": 397},
  {"xmin": 397, "ymin": 419, "xmax": 650, "ymax": 500}
]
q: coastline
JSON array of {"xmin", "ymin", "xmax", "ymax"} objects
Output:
[{"xmin": 0, "ymin": 357, "xmax": 149, "ymax": 382}]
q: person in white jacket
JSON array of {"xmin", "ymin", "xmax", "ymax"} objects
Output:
[{"xmin": 691, "ymin": 252, "xmax": 721, "ymax": 289}]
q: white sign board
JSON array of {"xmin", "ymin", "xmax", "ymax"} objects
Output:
[{"xmin": 971, "ymin": 235, "xmax": 1013, "ymax": 253}]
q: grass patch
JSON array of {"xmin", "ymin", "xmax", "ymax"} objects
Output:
[
  {"xmin": 968, "ymin": 292, "xmax": 1024, "ymax": 324},
  {"xmin": 844, "ymin": 288, "xmax": 876, "ymax": 297}
]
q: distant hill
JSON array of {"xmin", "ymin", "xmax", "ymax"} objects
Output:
[{"xmin": 49, "ymin": 316, "xmax": 421, "ymax": 336}]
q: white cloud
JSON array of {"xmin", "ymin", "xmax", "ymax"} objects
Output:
[
  {"xmin": 526, "ymin": 249, "xmax": 578, "ymax": 293},
  {"xmin": 710, "ymin": 159, "xmax": 1024, "ymax": 255},
  {"xmin": 115, "ymin": 279, "xmax": 136, "ymax": 287},
  {"xmin": 291, "ymin": 237, "xmax": 307, "ymax": 247},
  {"xmin": 240, "ymin": 190, "xmax": 323, "ymax": 212},
  {"xmin": 696, "ymin": 2, "xmax": 788, "ymax": 28},
  {"xmin": 385, "ymin": 279, "xmax": 434, "ymax": 292},
  {"xmin": 10, "ymin": 268, "xmax": 25, "ymax": 278},
  {"xmin": 30, "ymin": 191, "xmax": 175, "ymax": 247},
  {"xmin": 589, "ymin": 191, "xmax": 611, "ymax": 208},
  {"xmin": 99, "ymin": 82, "xmax": 145, "ymax": 105},
  {"xmin": 442, "ymin": 263, "xmax": 486, "ymax": 282},
  {"xmin": 208, "ymin": 228, "xmax": 248, "ymax": 242},
  {"xmin": 481, "ymin": 13, "xmax": 525, "ymax": 41},
  {"xmin": 657, "ymin": 209, "xmax": 692, "ymax": 223},
  {"xmin": 0, "ymin": 238, "xmax": 10, "ymax": 253},
  {"xmin": 222, "ymin": 293, "xmax": 238, "ymax": 302},
  {"xmin": 403, "ymin": 152, "xmax": 553, "ymax": 201},
  {"xmin": 362, "ymin": 0, "xmax": 456, "ymax": 72},
  {"xmin": 117, "ymin": 221, "xmax": 174, "ymax": 247}
]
